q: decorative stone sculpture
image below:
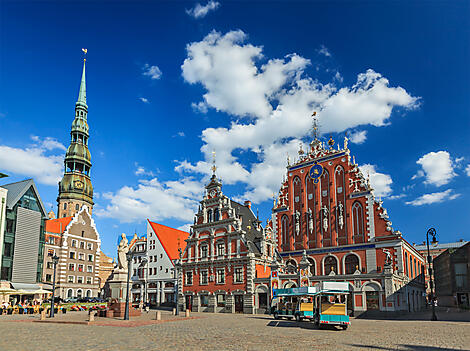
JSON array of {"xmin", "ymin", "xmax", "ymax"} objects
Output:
[
  {"xmin": 321, "ymin": 205, "xmax": 329, "ymax": 232},
  {"xmin": 308, "ymin": 208, "xmax": 313, "ymax": 233},
  {"xmin": 295, "ymin": 211, "xmax": 300, "ymax": 235},
  {"xmin": 338, "ymin": 202, "xmax": 344, "ymax": 230},
  {"xmin": 117, "ymin": 233, "xmax": 129, "ymax": 271}
]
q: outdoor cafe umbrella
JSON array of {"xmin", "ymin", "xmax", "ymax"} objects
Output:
[
  {"xmin": 0, "ymin": 287, "xmax": 16, "ymax": 295},
  {"xmin": 31, "ymin": 288, "xmax": 52, "ymax": 295}
]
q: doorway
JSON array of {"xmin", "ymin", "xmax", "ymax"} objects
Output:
[
  {"xmin": 366, "ymin": 291, "xmax": 379, "ymax": 310},
  {"xmin": 185, "ymin": 295, "xmax": 193, "ymax": 311},
  {"xmin": 234, "ymin": 295, "xmax": 244, "ymax": 313}
]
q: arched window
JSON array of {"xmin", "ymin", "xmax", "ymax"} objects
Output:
[
  {"xmin": 293, "ymin": 176, "xmax": 302, "ymax": 237},
  {"xmin": 77, "ymin": 289, "xmax": 82, "ymax": 298},
  {"xmin": 404, "ymin": 252, "xmax": 409, "ymax": 276},
  {"xmin": 281, "ymin": 215, "xmax": 289, "ymax": 246},
  {"xmin": 305, "ymin": 175, "xmax": 316, "ymax": 244},
  {"xmin": 345, "ymin": 254, "xmax": 359, "ymax": 274},
  {"xmin": 285, "ymin": 259, "xmax": 297, "ymax": 273},
  {"xmin": 352, "ymin": 202, "xmax": 365, "ymax": 243},
  {"xmin": 214, "ymin": 209, "xmax": 220, "ymax": 222},
  {"xmin": 307, "ymin": 257, "xmax": 316, "ymax": 275},
  {"xmin": 207, "ymin": 209, "xmax": 212, "ymax": 223},
  {"xmin": 86, "ymin": 290, "xmax": 91, "ymax": 297},
  {"xmin": 335, "ymin": 166, "xmax": 347, "ymax": 245},
  {"xmin": 324, "ymin": 256, "xmax": 338, "ymax": 275},
  {"xmin": 67, "ymin": 289, "xmax": 73, "ymax": 298}
]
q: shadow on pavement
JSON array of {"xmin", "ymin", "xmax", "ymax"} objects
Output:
[
  {"xmin": 348, "ymin": 344, "xmax": 466, "ymax": 351},
  {"xmin": 355, "ymin": 307, "xmax": 470, "ymax": 322}
]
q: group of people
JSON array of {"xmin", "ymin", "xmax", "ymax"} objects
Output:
[{"xmin": 0, "ymin": 299, "xmax": 45, "ymax": 314}]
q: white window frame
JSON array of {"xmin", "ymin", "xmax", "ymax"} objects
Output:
[
  {"xmin": 68, "ymin": 275, "xmax": 75, "ymax": 283},
  {"xmin": 77, "ymin": 276, "xmax": 84, "ymax": 284},
  {"xmin": 200, "ymin": 269, "xmax": 208, "ymax": 285},
  {"xmin": 217, "ymin": 242, "xmax": 225, "ymax": 257},
  {"xmin": 78, "ymin": 253, "xmax": 85, "ymax": 261},
  {"xmin": 87, "ymin": 265, "xmax": 93, "ymax": 273},
  {"xmin": 69, "ymin": 263, "xmax": 75, "ymax": 271},
  {"xmin": 201, "ymin": 245, "xmax": 208, "ymax": 258},
  {"xmin": 216, "ymin": 268, "xmax": 225, "ymax": 284},
  {"xmin": 87, "ymin": 242, "xmax": 93, "ymax": 250},
  {"xmin": 86, "ymin": 276, "xmax": 92, "ymax": 284},
  {"xmin": 234, "ymin": 267, "xmax": 244, "ymax": 284},
  {"xmin": 88, "ymin": 254, "xmax": 94, "ymax": 262},
  {"xmin": 186, "ymin": 271, "xmax": 193, "ymax": 285},
  {"xmin": 71, "ymin": 239, "xmax": 77, "ymax": 248}
]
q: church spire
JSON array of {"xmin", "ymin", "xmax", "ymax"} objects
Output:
[{"xmin": 76, "ymin": 49, "xmax": 87, "ymax": 109}]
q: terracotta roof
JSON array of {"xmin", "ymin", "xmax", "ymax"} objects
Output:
[
  {"xmin": 45, "ymin": 217, "xmax": 73, "ymax": 234},
  {"xmin": 148, "ymin": 220, "xmax": 189, "ymax": 261}
]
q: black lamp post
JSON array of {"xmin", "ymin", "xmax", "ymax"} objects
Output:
[
  {"xmin": 124, "ymin": 250, "xmax": 132, "ymax": 321},
  {"xmin": 50, "ymin": 254, "xmax": 59, "ymax": 318},
  {"xmin": 426, "ymin": 227, "xmax": 438, "ymax": 321}
]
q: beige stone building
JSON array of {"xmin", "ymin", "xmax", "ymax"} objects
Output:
[{"xmin": 42, "ymin": 206, "xmax": 101, "ymax": 298}]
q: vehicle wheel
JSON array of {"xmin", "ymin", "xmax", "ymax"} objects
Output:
[
  {"xmin": 287, "ymin": 317, "xmax": 293, "ymax": 320},
  {"xmin": 295, "ymin": 314, "xmax": 301, "ymax": 322},
  {"xmin": 341, "ymin": 325, "xmax": 348, "ymax": 330},
  {"xmin": 273, "ymin": 312, "xmax": 279, "ymax": 320}
]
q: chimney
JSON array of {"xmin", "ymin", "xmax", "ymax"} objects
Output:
[{"xmin": 244, "ymin": 200, "xmax": 251, "ymax": 209}]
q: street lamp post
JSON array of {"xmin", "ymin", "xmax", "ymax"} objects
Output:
[
  {"xmin": 173, "ymin": 248, "xmax": 182, "ymax": 316},
  {"xmin": 141, "ymin": 257, "xmax": 148, "ymax": 311},
  {"xmin": 124, "ymin": 250, "xmax": 132, "ymax": 321},
  {"xmin": 426, "ymin": 227, "xmax": 438, "ymax": 321},
  {"xmin": 50, "ymin": 254, "xmax": 59, "ymax": 318}
]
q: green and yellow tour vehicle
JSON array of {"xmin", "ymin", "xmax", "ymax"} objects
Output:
[{"xmin": 272, "ymin": 282, "xmax": 351, "ymax": 330}]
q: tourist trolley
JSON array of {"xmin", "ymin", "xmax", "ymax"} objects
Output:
[{"xmin": 272, "ymin": 282, "xmax": 351, "ymax": 329}]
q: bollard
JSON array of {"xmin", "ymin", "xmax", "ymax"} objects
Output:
[
  {"xmin": 40, "ymin": 310, "xmax": 46, "ymax": 320},
  {"xmin": 172, "ymin": 308, "xmax": 176, "ymax": 316},
  {"xmin": 185, "ymin": 309, "xmax": 190, "ymax": 318},
  {"xmin": 156, "ymin": 311, "xmax": 161, "ymax": 320},
  {"xmin": 88, "ymin": 311, "xmax": 95, "ymax": 322}
]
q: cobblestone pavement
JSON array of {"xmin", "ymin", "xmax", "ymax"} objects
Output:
[{"xmin": 1, "ymin": 311, "xmax": 469, "ymax": 351}]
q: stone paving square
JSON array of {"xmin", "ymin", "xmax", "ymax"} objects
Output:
[{"xmin": 0, "ymin": 310, "xmax": 469, "ymax": 351}]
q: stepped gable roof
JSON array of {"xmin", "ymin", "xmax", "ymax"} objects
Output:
[
  {"xmin": 148, "ymin": 220, "xmax": 190, "ymax": 261},
  {"xmin": 45, "ymin": 217, "xmax": 73, "ymax": 234},
  {"xmin": 230, "ymin": 200, "xmax": 264, "ymax": 255},
  {"xmin": 1, "ymin": 178, "xmax": 46, "ymax": 215}
]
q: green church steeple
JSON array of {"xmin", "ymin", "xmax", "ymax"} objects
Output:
[{"xmin": 57, "ymin": 53, "xmax": 94, "ymax": 218}]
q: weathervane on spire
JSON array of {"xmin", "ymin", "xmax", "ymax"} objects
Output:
[
  {"xmin": 81, "ymin": 48, "xmax": 87, "ymax": 61},
  {"xmin": 211, "ymin": 151, "xmax": 217, "ymax": 175}
]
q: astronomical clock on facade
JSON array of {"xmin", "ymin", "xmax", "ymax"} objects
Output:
[{"xmin": 269, "ymin": 124, "xmax": 426, "ymax": 314}]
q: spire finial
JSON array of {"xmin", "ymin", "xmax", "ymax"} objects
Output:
[
  {"xmin": 77, "ymin": 49, "xmax": 87, "ymax": 106},
  {"xmin": 312, "ymin": 111, "xmax": 319, "ymax": 140},
  {"xmin": 211, "ymin": 151, "xmax": 217, "ymax": 175}
]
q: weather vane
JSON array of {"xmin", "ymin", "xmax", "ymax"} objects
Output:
[
  {"xmin": 82, "ymin": 48, "xmax": 87, "ymax": 61},
  {"xmin": 312, "ymin": 111, "xmax": 319, "ymax": 141}
]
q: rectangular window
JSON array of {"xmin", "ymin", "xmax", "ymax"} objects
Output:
[
  {"xmin": 149, "ymin": 256, "xmax": 153, "ymax": 262},
  {"xmin": 200, "ymin": 295, "xmax": 209, "ymax": 307},
  {"xmin": 234, "ymin": 267, "xmax": 243, "ymax": 283},
  {"xmin": 3, "ymin": 243, "xmax": 12, "ymax": 257},
  {"xmin": 77, "ymin": 276, "xmax": 83, "ymax": 284},
  {"xmin": 80, "ymin": 241, "xmax": 85, "ymax": 249},
  {"xmin": 6, "ymin": 219, "xmax": 14, "ymax": 233},
  {"xmin": 154, "ymin": 255, "xmax": 158, "ymax": 262},
  {"xmin": 88, "ymin": 254, "xmax": 94, "ymax": 262},
  {"xmin": 86, "ymin": 277, "xmax": 92, "ymax": 284},
  {"xmin": 186, "ymin": 272, "xmax": 193, "ymax": 285},
  {"xmin": 216, "ymin": 268, "xmax": 225, "ymax": 284},
  {"xmin": 69, "ymin": 251, "xmax": 75, "ymax": 259},
  {"xmin": 216, "ymin": 294, "xmax": 225, "ymax": 307},
  {"xmin": 201, "ymin": 270, "xmax": 208, "ymax": 285},
  {"xmin": 87, "ymin": 265, "xmax": 93, "ymax": 273},
  {"xmin": 153, "ymin": 267, "xmax": 157, "ymax": 275},
  {"xmin": 201, "ymin": 245, "xmax": 208, "ymax": 258},
  {"xmin": 46, "ymin": 262, "xmax": 53, "ymax": 269},
  {"xmin": 78, "ymin": 264, "xmax": 84, "ymax": 272},
  {"xmin": 71, "ymin": 240, "xmax": 77, "ymax": 247},
  {"xmin": 45, "ymin": 274, "xmax": 52, "ymax": 282},
  {"xmin": 217, "ymin": 243, "xmax": 225, "ymax": 256},
  {"xmin": 87, "ymin": 242, "xmax": 93, "ymax": 250},
  {"xmin": 133, "ymin": 269, "xmax": 137, "ymax": 276},
  {"xmin": 165, "ymin": 268, "xmax": 168, "ymax": 273},
  {"xmin": 69, "ymin": 263, "xmax": 75, "ymax": 271},
  {"xmin": 48, "ymin": 237, "xmax": 55, "ymax": 245},
  {"xmin": 47, "ymin": 249, "xmax": 55, "ymax": 257},
  {"xmin": 68, "ymin": 275, "xmax": 74, "ymax": 283},
  {"xmin": 78, "ymin": 253, "xmax": 85, "ymax": 261}
]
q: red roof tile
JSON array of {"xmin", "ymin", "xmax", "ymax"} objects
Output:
[
  {"xmin": 148, "ymin": 220, "xmax": 189, "ymax": 261},
  {"xmin": 45, "ymin": 217, "xmax": 73, "ymax": 234}
]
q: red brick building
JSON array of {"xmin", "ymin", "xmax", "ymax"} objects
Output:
[
  {"xmin": 179, "ymin": 172, "xmax": 275, "ymax": 314},
  {"xmin": 270, "ymin": 135, "xmax": 426, "ymax": 313}
]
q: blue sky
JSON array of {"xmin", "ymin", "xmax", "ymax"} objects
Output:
[{"xmin": 0, "ymin": 1, "xmax": 469, "ymax": 258}]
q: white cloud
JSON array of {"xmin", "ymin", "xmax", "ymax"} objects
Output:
[
  {"xmin": 177, "ymin": 223, "xmax": 192, "ymax": 232},
  {"xmin": 388, "ymin": 194, "xmax": 405, "ymax": 200},
  {"xmin": 359, "ymin": 164, "xmax": 393, "ymax": 198},
  {"xmin": 178, "ymin": 30, "xmax": 418, "ymax": 203},
  {"xmin": 318, "ymin": 45, "xmax": 332, "ymax": 57},
  {"xmin": 0, "ymin": 136, "xmax": 65, "ymax": 185},
  {"xmin": 415, "ymin": 151, "xmax": 456, "ymax": 186},
  {"xmin": 186, "ymin": 0, "xmax": 220, "ymax": 19},
  {"xmin": 142, "ymin": 64, "xmax": 162, "ymax": 80},
  {"xmin": 349, "ymin": 130, "xmax": 367, "ymax": 144},
  {"xmin": 406, "ymin": 189, "xmax": 460, "ymax": 206},
  {"xmin": 134, "ymin": 163, "xmax": 156, "ymax": 177},
  {"xmin": 191, "ymin": 101, "xmax": 209, "ymax": 114},
  {"xmin": 96, "ymin": 177, "xmax": 203, "ymax": 223},
  {"xmin": 466, "ymin": 164, "xmax": 470, "ymax": 177},
  {"xmin": 139, "ymin": 97, "xmax": 150, "ymax": 103}
]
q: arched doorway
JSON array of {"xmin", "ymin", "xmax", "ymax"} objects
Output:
[
  {"xmin": 255, "ymin": 285, "xmax": 269, "ymax": 312},
  {"xmin": 364, "ymin": 284, "xmax": 380, "ymax": 310},
  {"xmin": 67, "ymin": 289, "xmax": 73, "ymax": 298},
  {"xmin": 77, "ymin": 289, "xmax": 83, "ymax": 298},
  {"xmin": 86, "ymin": 290, "xmax": 91, "ymax": 298}
]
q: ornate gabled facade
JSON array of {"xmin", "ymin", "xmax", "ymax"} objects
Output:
[
  {"xmin": 42, "ymin": 206, "xmax": 102, "ymax": 299},
  {"xmin": 57, "ymin": 57, "xmax": 93, "ymax": 218},
  {"xmin": 180, "ymin": 171, "xmax": 276, "ymax": 314},
  {"xmin": 271, "ymin": 131, "xmax": 426, "ymax": 313}
]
